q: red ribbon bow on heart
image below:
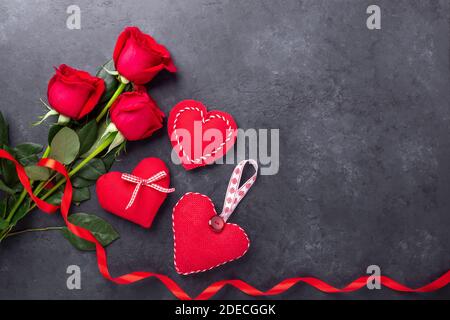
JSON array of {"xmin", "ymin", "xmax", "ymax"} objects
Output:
[{"xmin": 121, "ymin": 171, "xmax": 175, "ymax": 210}]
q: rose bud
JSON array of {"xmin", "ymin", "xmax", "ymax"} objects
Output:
[
  {"xmin": 113, "ymin": 26, "xmax": 177, "ymax": 85},
  {"xmin": 110, "ymin": 91, "xmax": 164, "ymax": 141},
  {"xmin": 47, "ymin": 64, "xmax": 105, "ymax": 120}
]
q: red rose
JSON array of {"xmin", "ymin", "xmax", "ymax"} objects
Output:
[
  {"xmin": 47, "ymin": 64, "xmax": 105, "ymax": 120},
  {"xmin": 113, "ymin": 26, "xmax": 177, "ymax": 84},
  {"xmin": 110, "ymin": 90, "xmax": 164, "ymax": 141}
]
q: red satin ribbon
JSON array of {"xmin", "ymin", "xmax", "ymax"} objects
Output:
[{"xmin": 1, "ymin": 148, "xmax": 449, "ymax": 300}]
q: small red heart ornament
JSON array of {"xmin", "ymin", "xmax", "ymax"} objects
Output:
[
  {"xmin": 167, "ymin": 100, "xmax": 238, "ymax": 170},
  {"xmin": 96, "ymin": 157, "xmax": 173, "ymax": 228},
  {"xmin": 172, "ymin": 192, "xmax": 250, "ymax": 275},
  {"xmin": 172, "ymin": 159, "xmax": 258, "ymax": 275}
]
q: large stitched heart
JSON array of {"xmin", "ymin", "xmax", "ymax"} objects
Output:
[
  {"xmin": 167, "ymin": 100, "xmax": 238, "ymax": 170},
  {"xmin": 96, "ymin": 157, "xmax": 172, "ymax": 228},
  {"xmin": 172, "ymin": 192, "xmax": 250, "ymax": 275}
]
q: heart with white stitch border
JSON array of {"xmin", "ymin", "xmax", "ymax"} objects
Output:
[
  {"xmin": 167, "ymin": 100, "xmax": 237, "ymax": 170},
  {"xmin": 172, "ymin": 192, "xmax": 250, "ymax": 275},
  {"xmin": 172, "ymin": 159, "xmax": 258, "ymax": 275}
]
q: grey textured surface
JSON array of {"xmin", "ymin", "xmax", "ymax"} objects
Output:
[{"xmin": 0, "ymin": 0, "xmax": 449, "ymax": 299}]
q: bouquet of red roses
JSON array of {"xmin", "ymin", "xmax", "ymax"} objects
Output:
[{"xmin": 0, "ymin": 27, "xmax": 176, "ymax": 247}]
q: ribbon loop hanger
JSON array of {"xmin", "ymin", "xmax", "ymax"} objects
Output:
[{"xmin": 209, "ymin": 159, "xmax": 258, "ymax": 232}]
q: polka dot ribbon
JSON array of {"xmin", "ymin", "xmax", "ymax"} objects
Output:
[
  {"xmin": 220, "ymin": 159, "xmax": 258, "ymax": 222},
  {"xmin": 121, "ymin": 171, "xmax": 175, "ymax": 210}
]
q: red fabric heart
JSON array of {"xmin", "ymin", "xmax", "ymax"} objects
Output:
[
  {"xmin": 172, "ymin": 192, "xmax": 250, "ymax": 275},
  {"xmin": 96, "ymin": 157, "xmax": 171, "ymax": 228},
  {"xmin": 167, "ymin": 100, "xmax": 238, "ymax": 170}
]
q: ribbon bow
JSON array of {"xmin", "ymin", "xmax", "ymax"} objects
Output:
[{"xmin": 121, "ymin": 171, "xmax": 175, "ymax": 210}]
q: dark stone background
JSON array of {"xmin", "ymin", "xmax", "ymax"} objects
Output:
[{"xmin": 0, "ymin": 0, "xmax": 449, "ymax": 299}]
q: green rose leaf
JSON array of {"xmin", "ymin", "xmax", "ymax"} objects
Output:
[
  {"xmin": 15, "ymin": 143, "xmax": 43, "ymax": 155},
  {"xmin": 0, "ymin": 145, "xmax": 19, "ymax": 187},
  {"xmin": 0, "ymin": 112, "xmax": 9, "ymax": 146},
  {"xmin": 46, "ymin": 191, "xmax": 63, "ymax": 206},
  {"xmin": 102, "ymin": 149, "xmax": 117, "ymax": 171},
  {"xmin": 72, "ymin": 187, "xmax": 90, "ymax": 203},
  {"xmin": 14, "ymin": 143, "xmax": 43, "ymax": 166},
  {"xmin": 74, "ymin": 158, "xmax": 106, "ymax": 180},
  {"xmin": 0, "ymin": 217, "xmax": 9, "ymax": 231},
  {"xmin": 0, "ymin": 198, "xmax": 7, "ymax": 219},
  {"xmin": 25, "ymin": 165, "xmax": 51, "ymax": 181},
  {"xmin": 10, "ymin": 198, "xmax": 31, "ymax": 226},
  {"xmin": 48, "ymin": 124, "xmax": 64, "ymax": 145},
  {"xmin": 60, "ymin": 213, "xmax": 119, "ymax": 251},
  {"xmin": 81, "ymin": 121, "xmax": 108, "ymax": 157},
  {"xmin": 77, "ymin": 120, "xmax": 98, "ymax": 155},
  {"xmin": 97, "ymin": 59, "xmax": 119, "ymax": 104},
  {"xmin": 0, "ymin": 179, "xmax": 22, "ymax": 194},
  {"xmin": 49, "ymin": 127, "xmax": 80, "ymax": 165},
  {"xmin": 71, "ymin": 176, "xmax": 96, "ymax": 188}
]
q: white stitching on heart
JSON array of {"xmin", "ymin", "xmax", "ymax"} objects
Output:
[
  {"xmin": 173, "ymin": 106, "xmax": 234, "ymax": 164},
  {"xmin": 172, "ymin": 192, "xmax": 250, "ymax": 275}
]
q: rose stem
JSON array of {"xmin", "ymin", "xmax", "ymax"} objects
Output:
[
  {"xmin": 0, "ymin": 226, "xmax": 12, "ymax": 242},
  {"xmin": 5, "ymin": 226, "xmax": 64, "ymax": 238},
  {"xmin": 26, "ymin": 132, "xmax": 116, "ymax": 213},
  {"xmin": 32, "ymin": 173, "xmax": 57, "ymax": 196},
  {"xmin": 26, "ymin": 147, "xmax": 56, "ymax": 196},
  {"xmin": 95, "ymin": 82, "xmax": 127, "ymax": 123},
  {"xmin": 6, "ymin": 80, "xmax": 125, "ymax": 223},
  {"xmin": 5, "ymin": 146, "xmax": 51, "ymax": 223}
]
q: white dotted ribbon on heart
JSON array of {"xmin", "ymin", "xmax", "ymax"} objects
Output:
[
  {"xmin": 121, "ymin": 171, "xmax": 175, "ymax": 210},
  {"xmin": 220, "ymin": 159, "xmax": 258, "ymax": 222}
]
